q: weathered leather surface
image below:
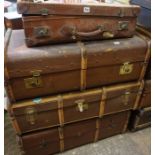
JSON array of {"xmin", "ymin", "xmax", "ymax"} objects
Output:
[
  {"xmin": 6, "ymin": 30, "xmax": 148, "ymax": 101},
  {"xmin": 22, "ymin": 15, "xmax": 138, "ymax": 46}
]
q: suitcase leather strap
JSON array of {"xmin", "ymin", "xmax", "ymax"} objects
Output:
[
  {"xmin": 58, "ymin": 127, "xmax": 64, "ymax": 152},
  {"xmin": 133, "ymin": 80, "xmax": 144, "ymax": 110},
  {"xmin": 99, "ymin": 88, "xmax": 107, "ymax": 118},
  {"xmin": 136, "ymin": 33, "xmax": 151, "ymax": 81},
  {"xmin": 77, "ymin": 42, "xmax": 87, "ymax": 91},
  {"xmin": 58, "ymin": 95, "xmax": 64, "ymax": 127}
]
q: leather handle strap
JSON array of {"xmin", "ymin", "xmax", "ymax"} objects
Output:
[
  {"xmin": 73, "ymin": 26, "xmax": 104, "ymax": 38},
  {"xmin": 77, "ymin": 42, "xmax": 87, "ymax": 91},
  {"xmin": 62, "ymin": 26, "xmax": 104, "ymax": 39},
  {"xmin": 58, "ymin": 95, "xmax": 64, "ymax": 127}
]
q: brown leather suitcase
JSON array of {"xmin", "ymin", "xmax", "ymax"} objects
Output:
[
  {"xmin": 9, "ymin": 81, "xmax": 142, "ymax": 134},
  {"xmin": 17, "ymin": 1, "xmax": 140, "ymax": 46},
  {"xmin": 17, "ymin": 111, "xmax": 130, "ymax": 155},
  {"xmin": 22, "ymin": 14, "xmax": 139, "ymax": 47},
  {"xmin": 5, "ymin": 29, "xmax": 150, "ymax": 102},
  {"xmin": 129, "ymin": 107, "xmax": 151, "ymax": 131},
  {"xmin": 138, "ymin": 80, "xmax": 151, "ymax": 108}
]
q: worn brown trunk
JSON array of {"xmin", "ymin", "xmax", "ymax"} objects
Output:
[
  {"xmin": 10, "ymin": 81, "xmax": 142, "ymax": 134},
  {"xmin": 5, "ymin": 29, "xmax": 150, "ymax": 102},
  {"xmin": 17, "ymin": 111, "xmax": 130, "ymax": 155}
]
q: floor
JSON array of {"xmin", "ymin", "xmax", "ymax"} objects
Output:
[{"xmin": 4, "ymin": 112, "xmax": 151, "ymax": 155}]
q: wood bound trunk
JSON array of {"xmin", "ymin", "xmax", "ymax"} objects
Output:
[
  {"xmin": 5, "ymin": 29, "xmax": 150, "ymax": 102},
  {"xmin": 17, "ymin": 111, "xmax": 130, "ymax": 155},
  {"xmin": 10, "ymin": 81, "xmax": 142, "ymax": 134}
]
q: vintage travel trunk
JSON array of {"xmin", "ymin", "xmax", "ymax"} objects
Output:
[
  {"xmin": 9, "ymin": 81, "xmax": 142, "ymax": 134},
  {"xmin": 17, "ymin": 111, "xmax": 130, "ymax": 155},
  {"xmin": 129, "ymin": 107, "xmax": 151, "ymax": 131},
  {"xmin": 5, "ymin": 29, "xmax": 150, "ymax": 102},
  {"xmin": 17, "ymin": 1, "xmax": 140, "ymax": 46},
  {"xmin": 138, "ymin": 80, "xmax": 151, "ymax": 108}
]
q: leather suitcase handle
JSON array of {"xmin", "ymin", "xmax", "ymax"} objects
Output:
[
  {"xmin": 62, "ymin": 25, "xmax": 104, "ymax": 39},
  {"xmin": 73, "ymin": 26, "xmax": 104, "ymax": 37}
]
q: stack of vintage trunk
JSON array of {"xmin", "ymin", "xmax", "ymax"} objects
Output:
[{"xmin": 4, "ymin": 1, "xmax": 151, "ymax": 154}]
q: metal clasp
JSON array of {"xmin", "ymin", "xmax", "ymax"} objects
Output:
[
  {"xmin": 25, "ymin": 107, "xmax": 37, "ymax": 125},
  {"xmin": 120, "ymin": 62, "xmax": 133, "ymax": 75},
  {"xmin": 118, "ymin": 21, "xmax": 129, "ymax": 31},
  {"xmin": 75, "ymin": 99, "xmax": 88, "ymax": 112},
  {"xmin": 40, "ymin": 8, "xmax": 49, "ymax": 16},
  {"xmin": 24, "ymin": 70, "xmax": 42, "ymax": 89},
  {"xmin": 34, "ymin": 26, "xmax": 50, "ymax": 38},
  {"xmin": 103, "ymin": 32, "xmax": 114, "ymax": 38}
]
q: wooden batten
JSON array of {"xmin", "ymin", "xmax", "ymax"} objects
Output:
[
  {"xmin": 133, "ymin": 81, "xmax": 144, "ymax": 110},
  {"xmin": 58, "ymin": 127, "xmax": 64, "ymax": 152},
  {"xmin": 78, "ymin": 42, "xmax": 87, "ymax": 91},
  {"xmin": 136, "ymin": 32, "xmax": 151, "ymax": 81},
  {"xmin": 58, "ymin": 95, "xmax": 64, "ymax": 127},
  {"xmin": 99, "ymin": 88, "xmax": 106, "ymax": 117}
]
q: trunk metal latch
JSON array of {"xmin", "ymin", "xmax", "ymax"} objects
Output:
[
  {"xmin": 75, "ymin": 99, "xmax": 88, "ymax": 112},
  {"xmin": 34, "ymin": 26, "xmax": 50, "ymax": 38},
  {"xmin": 120, "ymin": 62, "xmax": 133, "ymax": 75},
  {"xmin": 118, "ymin": 21, "xmax": 129, "ymax": 31},
  {"xmin": 25, "ymin": 107, "xmax": 37, "ymax": 125},
  {"xmin": 24, "ymin": 70, "xmax": 43, "ymax": 89}
]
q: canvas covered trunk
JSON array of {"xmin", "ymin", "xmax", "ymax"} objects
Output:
[
  {"xmin": 5, "ymin": 29, "xmax": 150, "ymax": 102},
  {"xmin": 17, "ymin": 1, "xmax": 140, "ymax": 46},
  {"xmin": 9, "ymin": 81, "xmax": 142, "ymax": 134},
  {"xmin": 17, "ymin": 111, "xmax": 130, "ymax": 155}
]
